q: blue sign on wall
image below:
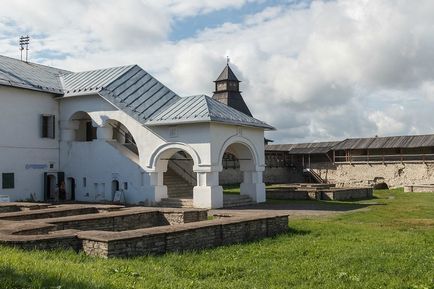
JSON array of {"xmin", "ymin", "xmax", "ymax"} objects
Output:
[{"xmin": 25, "ymin": 164, "xmax": 48, "ymax": 170}]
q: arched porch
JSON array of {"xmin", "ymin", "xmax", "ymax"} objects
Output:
[{"xmin": 218, "ymin": 138, "xmax": 266, "ymax": 204}]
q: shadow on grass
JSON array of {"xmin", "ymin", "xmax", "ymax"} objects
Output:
[
  {"xmin": 285, "ymin": 226, "xmax": 310, "ymax": 236},
  {"xmin": 0, "ymin": 265, "xmax": 115, "ymax": 289}
]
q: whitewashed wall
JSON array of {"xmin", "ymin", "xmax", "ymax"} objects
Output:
[{"xmin": 0, "ymin": 86, "xmax": 59, "ymax": 201}]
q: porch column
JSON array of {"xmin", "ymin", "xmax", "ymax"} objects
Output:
[
  {"xmin": 193, "ymin": 171, "xmax": 223, "ymax": 209},
  {"xmin": 240, "ymin": 169, "xmax": 266, "ymax": 203},
  {"xmin": 149, "ymin": 171, "xmax": 167, "ymax": 202},
  {"xmin": 96, "ymin": 125, "xmax": 113, "ymax": 140}
]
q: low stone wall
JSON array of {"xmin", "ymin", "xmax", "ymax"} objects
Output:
[
  {"xmin": 266, "ymin": 185, "xmax": 372, "ymax": 201},
  {"xmin": 220, "ymin": 167, "xmax": 304, "ymax": 185},
  {"xmin": 0, "ymin": 204, "xmax": 287, "ymax": 258},
  {"xmin": 267, "ymin": 188, "xmax": 309, "ymax": 200},
  {"xmin": 404, "ymin": 185, "xmax": 434, "ymax": 193},
  {"xmin": 0, "ymin": 231, "xmax": 82, "ymax": 251},
  {"xmin": 0, "ymin": 206, "xmax": 99, "ymax": 221},
  {"xmin": 0, "ymin": 206, "xmax": 19, "ymax": 214},
  {"xmin": 32, "ymin": 209, "xmax": 207, "ymax": 232},
  {"xmin": 80, "ymin": 215, "xmax": 288, "ymax": 258},
  {"xmin": 322, "ymin": 188, "xmax": 373, "ymax": 200},
  {"xmin": 0, "ymin": 202, "xmax": 51, "ymax": 214},
  {"xmin": 162, "ymin": 210, "xmax": 208, "ymax": 225},
  {"xmin": 310, "ymin": 162, "xmax": 434, "ymax": 188}
]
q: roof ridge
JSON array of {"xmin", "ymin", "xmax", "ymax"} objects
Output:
[{"xmin": 66, "ymin": 64, "xmax": 136, "ymax": 76}]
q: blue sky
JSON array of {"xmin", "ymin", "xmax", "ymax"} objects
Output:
[
  {"xmin": 169, "ymin": 0, "xmax": 312, "ymax": 41},
  {"xmin": 1, "ymin": 0, "xmax": 434, "ymax": 143}
]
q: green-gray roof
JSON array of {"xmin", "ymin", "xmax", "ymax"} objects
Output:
[
  {"xmin": 0, "ymin": 55, "xmax": 273, "ymax": 129},
  {"xmin": 146, "ymin": 95, "xmax": 274, "ymax": 130},
  {"xmin": 0, "ymin": 55, "xmax": 69, "ymax": 93},
  {"xmin": 63, "ymin": 65, "xmax": 180, "ymax": 123}
]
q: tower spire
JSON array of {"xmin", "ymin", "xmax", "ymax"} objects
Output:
[{"xmin": 212, "ymin": 61, "xmax": 252, "ymax": 117}]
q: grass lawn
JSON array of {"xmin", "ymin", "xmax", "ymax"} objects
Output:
[{"xmin": 1, "ymin": 188, "xmax": 433, "ymax": 289}]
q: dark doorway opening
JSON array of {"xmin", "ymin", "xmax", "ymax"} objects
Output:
[
  {"xmin": 67, "ymin": 177, "xmax": 76, "ymax": 201},
  {"xmin": 44, "ymin": 173, "xmax": 57, "ymax": 201},
  {"xmin": 111, "ymin": 180, "xmax": 120, "ymax": 200}
]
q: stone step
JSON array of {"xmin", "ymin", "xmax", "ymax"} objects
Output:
[
  {"xmin": 223, "ymin": 195, "xmax": 255, "ymax": 208},
  {"xmin": 168, "ymin": 193, "xmax": 193, "ymax": 196},
  {"xmin": 223, "ymin": 201, "xmax": 255, "ymax": 208},
  {"xmin": 164, "ymin": 181, "xmax": 194, "ymax": 186},
  {"xmin": 167, "ymin": 186, "xmax": 193, "ymax": 192},
  {"xmin": 159, "ymin": 198, "xmax": 193, "ymax": 208}
]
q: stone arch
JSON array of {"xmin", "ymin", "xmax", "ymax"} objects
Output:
[
  {"xmin": 101, "ymin": 118, "xmax": 141, "ymax": 157},
  {"xmin": 147, "ymin": 142, "xmax": 201, "ymax": 172},
  {"xmin": 146, "ymin": 143, "xmax": 201, "ymax": 203},
  {"xmin": 217, "ymin": 135, "xmax": 261, "ymax": 172},
  {"xmin": 218, "ymin": 135, "xmax": 266, "ymax": 203},
  {"xmin": 67, "ymin": 111, "xmax": 98, "ymax": 142}
]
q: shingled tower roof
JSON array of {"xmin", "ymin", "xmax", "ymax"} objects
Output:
[
  {"xmin": 215, "ymin": 64, "xmax": 240, "ymax": 82},
  {"xmin": 212, "ymin": 64, "xmax": 252, "ymax": 117}
]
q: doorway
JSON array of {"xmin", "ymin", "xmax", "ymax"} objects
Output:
[
  {"xmin": 44, "ymin": 174, "xmax": 57, "ymax": 201},
  {"xmin": 67, "ymin": 177, "xmax": 76, "ymax": 201},
  {"xmin": 111, "ymin": 180, "xmax": 120, "ymax": 200}
]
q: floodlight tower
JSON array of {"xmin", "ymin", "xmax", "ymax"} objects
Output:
[{"xmin": 19, "ymin": 35, "xmax": 30, "ymax": 62}]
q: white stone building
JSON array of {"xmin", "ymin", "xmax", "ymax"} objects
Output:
[{"xmin": 0, "ymin": 55, "xmax": 273, "ymax": 208}]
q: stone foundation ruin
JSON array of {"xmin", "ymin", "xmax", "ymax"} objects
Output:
[
  {"xmin": 266, "ymin": 183, "xmax": 373, "ymax": 201},
  {"xmin": 0, "ymin": 203, "xmax": 288, "ymax": 258}
]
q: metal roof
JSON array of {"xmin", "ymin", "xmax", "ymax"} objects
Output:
[
  {"xmin": 0, "ymin": 55, "xmax": 272, "ymax": 129},
  {"xmin": 62, "ymin": 65, "xmax": 180, "ymax": 124},
  {"xmin": 100, "ymin": 65, "xmax": 180, "ymax": 123},
  {"xmin": 333, "ymin": 134, "xmax": 434, "ymax": 150},
  {"xmin": 267, "ymin": 134, "xmax": 434, "ymax": 154},
  {"xmin": 215, "ymin": 64, "xmax": 239, "ymax": 82},
  {"xmin": 0, "ymin": 55, "xmax": 69, "ymax": 93},
  {"xmin": 266, "ymin": 141, "xmax": 339, "ymax": 154},
  {"xmin": 146, "ymin": 94, "xmax": 274, "ymax": 130},
  {"xmin": 62, "ymin": 65, "xmax": 134, "ymax": 96}
]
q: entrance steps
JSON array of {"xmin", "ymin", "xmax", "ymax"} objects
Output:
[
  {"xmin": 223, "ymin": 194, "xmax": 255, "ymax": 208},
  {"xmin": 158, "ymin": 195, "xmax": 255, "ymax": 208},
  {"xmin": 164, "ymin": 168, "xmax": 194, "ymax": 198},
  {"xmin": 159, "ymin": 198, "xmax": 193, "ymax": 208}
]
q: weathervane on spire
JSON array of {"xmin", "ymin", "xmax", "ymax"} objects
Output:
[{"xmin": 226, "ymin": 56, "xmax": 230, "ymax": 65}]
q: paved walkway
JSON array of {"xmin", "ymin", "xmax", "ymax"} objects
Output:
[{"xmin": 211, "ymin": 201, "xmax": 373, "ymax": 219}]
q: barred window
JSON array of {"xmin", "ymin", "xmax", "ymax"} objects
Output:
[{"xmin": 2, "ymin": 173, "xmax": 14, "ymax": 189}]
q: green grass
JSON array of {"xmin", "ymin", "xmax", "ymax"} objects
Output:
[
  {"xmin": 222, "ymin": 184, "xmax": 241, "ymax": 195},
  {"xmin": 1, "ymin": 188, "xmax": 434, "ymax": 289}
]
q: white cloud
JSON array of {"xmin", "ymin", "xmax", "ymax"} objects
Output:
[{"xmin": 2, "ymin": 0, "xmax": 434, "ymax": 143}]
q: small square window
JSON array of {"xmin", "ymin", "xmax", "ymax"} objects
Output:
[
  {"xmin": 2, "ymin": 173, "xmax": 14, "ymax": 189},
  {"xmin": 124, "ymin": 182, "xmax": 128, "ymax": 190}
]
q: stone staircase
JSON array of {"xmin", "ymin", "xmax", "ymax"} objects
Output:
[
  {"xmin": 159, "ymin": 198, "xmax": 193, "ymax": 208},
  {"xmin": 159, "ymin": 168, "xmax": 255, "ymax": 208},
  {"xmin": 164, "ymin": 168, "xmax": 194, "ymax": 198},
  {"xmin": 159, "ymin": 168, "xmax": 194, "ymax": 208},
  {"xmin": 223, "ymin": 194, "xmax": 255, "ymax": 208}
]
